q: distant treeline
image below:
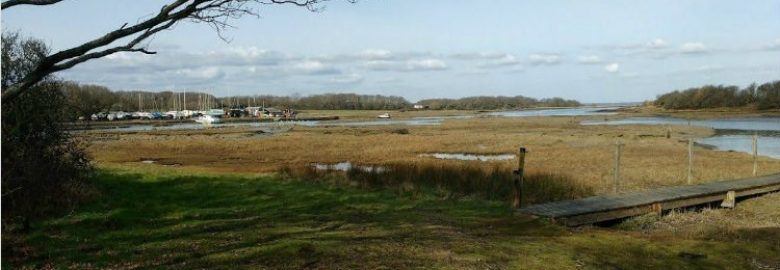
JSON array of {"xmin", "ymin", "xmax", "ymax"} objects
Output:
[
  {"xmin": 60, "ymin": 82, "xmax": 412, "ymax": 119},
  {"xmin": 59, "ymin": 81, "xmax": 584, "ymax": 120},
  {"xmin": 417, "ymin": 96, "xmax": 581, "ymax": 110},
  {"xmin": 60, "ymin": 82, "xmax": 220, "ymax": 120},
  {"xmin": 218, "ymin": 93, "xmax": 410, "ymax": 110},
  {"xmin": 654, "ymin": 81, "xmax": 780, "ymax": 110}
]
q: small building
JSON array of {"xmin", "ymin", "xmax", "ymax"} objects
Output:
[
  {"xmin": 263, "ymin": 107, "xmax": 284, "ymax": 117},
  {"xmin": 413, "ymin": 104, "xmax": 429, "ymax": 110}
]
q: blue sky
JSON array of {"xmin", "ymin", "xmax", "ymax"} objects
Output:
[{"xmin": 2, "ymin": 0, "xmax": 779, "ymax": 102}]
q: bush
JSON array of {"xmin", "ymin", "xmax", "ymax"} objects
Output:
[
  {"xmin": 2, "ymin": 82, "xmax": 93, "ymax": 228},
  {"xmin": 391, "ymin": 128, "xmax": 410, "ymax": 135},
  {"xmin": 2, "ymin": 32, "xmax": 92, "ymax": 229}
]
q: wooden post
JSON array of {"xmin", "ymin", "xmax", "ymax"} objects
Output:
[
  {"xmin": 512, "ymin": 147, "xmax": 527, "ymax": 208},
  {"xmin": 688, "ymin": 139, "xmax": 694, "ymax": 184},
  {"xmin": 752, "ymin": 134, "xmax": 758, "ymax": 176},
  {"xmin": 613, "ymin": 141, "xmax": 622, "ymax": 193},
  {"xmin": 666, "ymin": 127, "xmax": 671, "ymax": 139},
  {"xmin": 721, "ymin": 190, "xmax": 736, "ymax": 208}
]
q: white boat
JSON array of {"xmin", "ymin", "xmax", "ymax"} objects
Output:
[
  {"xmin": 194, "ymin": 115, "xmax": 220, "ymax": 125},
  {"xmin": 207, "ymin": 109, "xmax": 225, "ymax": 117},
  {"xmin": 377, "ymin": 113, "xmax": 391, "ymax": 119}
]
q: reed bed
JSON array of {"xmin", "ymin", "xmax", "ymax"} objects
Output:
[{"xmin": 280, "ymin": 162, "xmax": 593, "ymax": 204}]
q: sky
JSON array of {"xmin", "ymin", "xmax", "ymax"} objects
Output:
[{"xmin": 2, "ymin": 0, "xmax": 779, "ymax": 103}]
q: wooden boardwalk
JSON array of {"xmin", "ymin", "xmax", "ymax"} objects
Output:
[{"xmin": 520, "ymin": 173, "xmax": 780, "ymax": 226}]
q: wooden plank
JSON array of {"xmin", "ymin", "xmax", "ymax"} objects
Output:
[{"xmin": 520, "ymin": 173, "xmax": 780, "ymax": 225}]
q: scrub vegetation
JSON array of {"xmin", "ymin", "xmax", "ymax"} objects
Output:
[{"xmin": 655, "ymin": 80, "xmax": 780, "ymax": 110}]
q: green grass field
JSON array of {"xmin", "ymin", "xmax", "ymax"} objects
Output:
[{"xmin": 4, "ymin": 166, "xmax": 779, "ymax": 269}]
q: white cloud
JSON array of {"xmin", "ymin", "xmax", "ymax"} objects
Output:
[
  {"xmin": 175, "ymin": 67, "xmax": 224, "ymax": 80},
  {"xmin": 362, "ymin": 60, "xmax": 399, "ymax": 71},
  {"xmin": 577, "ymin": 55, "xmax": 602, "ymax": 64},
  {"xmin": 358, "ymin": 49, "xmax": 394, "ymax": 60},
  {"xmin": 645, "ymin": 39, "xmax": 668, "ymax": 49},
  {"xmin": 405, "ymin": 58, "xmax": 448, "ymax": 71},
  {"xmin": 604, "ymin": 63, "xmax": 619, "ymax": 73},
  {"xmin": 680, "ymin": 42, "xmax": 707, "ymax": 54},
  {"xmin": 765, "ymin": 38, "xmax": 780, "ymax": 50},
  {"xmin": 478, "ymin": 54, "xmax": 521, "ymax": 68},
  {"xmin": 287, "ymin": 60, "xmax": 340, "ymax": 75},
  {"xmin": 528, "ymin": 53, "xmax": 561, "ymax": 65},
  {"xmin": 615, "ymin": 38, "xmax": 668, "ymax": 51},
  {"xmin": 451, "ymin": 51, "xmax": 507, "ymax": 60}
]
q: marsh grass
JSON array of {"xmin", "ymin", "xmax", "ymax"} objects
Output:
[
  {"xmin": 280, "ymin": 162, "xmax": 593, "ymax": 205},
  {"xmin": 616, "ymin": 192, "xmax": 780, "ymax": 245},
  {"xmin": 89, "ymin": 115, "xmax": 780, "ymax": 197}
]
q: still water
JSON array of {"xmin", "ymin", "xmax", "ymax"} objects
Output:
[
  {"xmin": 580, "ymin": 117, "xmax": 780, "ymax": 132},
  {"xmin": 485, "ymin": 107, "xmax": 618, "ymax": 117},
  {"xmin": 419, "ymin": 153, "xmax": 516, "ymax": 161},
  {"xmin": 582, "ymin": 117, "xmax": 780, "ymax": 159}
]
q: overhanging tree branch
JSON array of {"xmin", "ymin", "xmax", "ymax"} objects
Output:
[
  {"xmin": 1, "ymin": 0, "xmax": 62, "ymax": 9},
  {"xmin": 2, "ymin": 0, "xmax": 349, "ymax": 103}
]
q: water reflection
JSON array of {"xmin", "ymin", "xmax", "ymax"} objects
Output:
[
  {"xmin": 581, "ymin": 116, "xmax": 780, "ymax": 132},
  {"xmin": 485, "ymin": 107, "xmax": 618, "ymax": 117},
  {"xmin": 697, "ymin": 135, "xmax": 780, "ymax": 159},
  {"xmin": 582, "ymin": 116, "xmax": 780, "ymax": 159},
  {"xmin": 312, "ymin": 162, "xmax": 387, "ymax": 172},
  {"xmin": 420, "ymin": 153, "xmax": 516, "ymax": 161}
]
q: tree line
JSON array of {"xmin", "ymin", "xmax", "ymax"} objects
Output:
[
  {"xmin": 61, "ymin": 83, "xmax": 585, "ymax": 120},
  {"xmin": 60, "ymin": 83, "xmax": 414, "ymax": 119},
  {"xmin": 654, "ymin": 81, "xmax": 780, "ymax": 110},
  {"xmin": 217, "ymin": 93, "xmax": 411, "ymax": 111},
  {"xmin": 417, "ymin": 96, "xmax": 581, "ymax": 110}
]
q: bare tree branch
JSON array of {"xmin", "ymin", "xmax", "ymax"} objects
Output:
[
  {"xmin": 2, "ymin": 0, "xmax": 351, "ymax": 103},
  {"xmin": 1, "ymin": 0, "xmax": 62, "ymax": 9}
]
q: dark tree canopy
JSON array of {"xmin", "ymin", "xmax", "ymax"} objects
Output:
[
  {"xmin": 2, "ymin": 33, "xmax": 91, "ymax": 225},
  {"xmin": 0, "ymin": 0, "xmax": 354, "ymax": 103},
  {"xmin": 417, "ymin": 96, "xmax": 581, "ymax": 110},
  {"xmin": 654, "ymin": 81, "xmax": 780, "ymax": 110}
]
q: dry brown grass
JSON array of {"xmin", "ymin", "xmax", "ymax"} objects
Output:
[
  {"xmin": 85, "ymin": 114, "xmax": 780, "ymax": 195},
  {"xmin": 627, "ymin": 105, "xmax": 780, "ymax": 119},
  {"xmin": 618, "ymin": 191, "xmax": 780, "ymax": 248}
]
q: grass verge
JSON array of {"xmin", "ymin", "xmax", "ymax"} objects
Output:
[{"xmin": 3, "ymin": 166, "xmax": 779, "ymax": 269}]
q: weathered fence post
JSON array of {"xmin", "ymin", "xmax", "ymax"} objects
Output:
[
  {"xmin": 753, "ymin": 134, "xmax": 758, "ymax": 176},
  {"xmin": 613, "ymin": 140, "xmax": 622, "ymax": 193},
  {"xmin": 688, "ymin": 139, "xmax": 694, "ymax": 184},
  {"xmin": 512, "ymin": 147, "xmax": 527, "ymax": 208}
]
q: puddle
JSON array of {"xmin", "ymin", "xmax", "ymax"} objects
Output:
[
  {"xmin": 420, "ymin": 153, "xmax": 516, "ymax": 161},
  {"xmin": 138, "ymin": 159, "xmax": 181, "ymax": 166},
  {"xmin": 312, "ymin": 162, "xmax": 387, "ymax": 172}
]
